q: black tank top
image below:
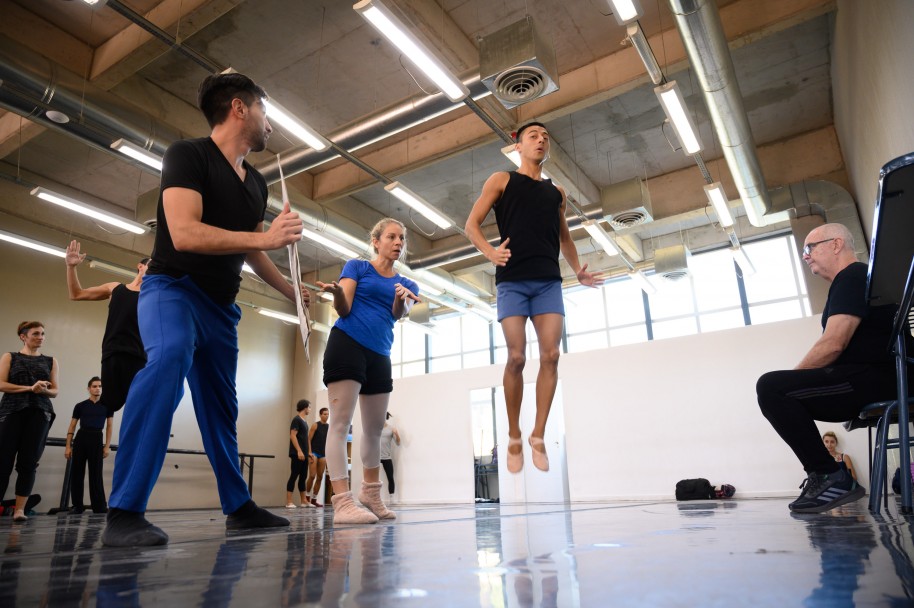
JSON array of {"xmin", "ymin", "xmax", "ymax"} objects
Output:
[
  {"xmin": 493, "ymin": 171, "xmax": 563, "ymax": 284},
  {"xmin": 0, "ymin": 352, "xmax": 54, "ymax": 419},
  {"xmin": 311, "ymin": 421, "xmax": 329, "ymax": 453},
  {"xmin": 102, "ymin": 284, "xmax": 145, "ymax": 361}
]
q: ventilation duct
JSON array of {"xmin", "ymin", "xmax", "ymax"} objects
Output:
[
  {"xmin": 654, "ymin": 244, "xmax": 691, "ymax": 281},
  {"xmin": 135, "ymin": 189, "xmax": 159, "ymax": 228},
  {"xmin": 479, "ymin": 16, "xmax": 559, "ymax": 109},
  {"xmin": 600, "ymin": 177, "xmax": 653, "ymax": 230},
  {"xmin": 0, "ymin": 38, "xmax": 177, "ymax": 163}
]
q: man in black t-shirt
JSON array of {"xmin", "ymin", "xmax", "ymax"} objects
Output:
[
  {"xmin": 465, "ymin": 122, "xmax": 602, "ymax": 476},
  {"xmin": 103, "ymin": 73, "xmax": 309, "ymax": 548},
  {"xmin": 65, "ymin": 241, "xmax": 148, "ymax": 416},
  {"xmin": 757, "ymin": 222, "xmax": 911, "ymax": 514},
  {"xmin": 286, "ymin": 399, "xmax": 313, "ymax": 508},
  {"xmin": 64, "ymin": 377, "xmax": 112, "ymax": 514}
]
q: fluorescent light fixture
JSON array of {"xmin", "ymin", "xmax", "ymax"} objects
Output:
[
  {"xmin": 500, "ymin": 143, "xmax": 553, "ymax": 180},
  {"xmin": 731, "ymin": 246, "xmax": 756, "ymax": 276},
  {"xmin": 385, "ymin": 182, "xmax": 453, "ymax": 229},
  {"xmin": 110, "ymin": 139, "xmax": 163, "ymax": 171},
  {"xmin": 501, "ymin": 143, "xmax": 522, "ymax": 168},
  {"xmin": 89, "ymin": 260, "xmax": 137, "ymax": 279},
  {"xmin": 0, "ymin": 229, "xmax": 66, "ymax": 258},
  {"xmin": 242, "ymin": 263, "xmax": 255, "ymax": 274},
  {"xmin": 354, "ymin": 0, "xmax": 470, "ymax": 102},
  {"xmin": 627, "ymin": 23, "xmax": 662, "ymax": 85},
  {"xmin": 415, "ymin": 269, "xmax": 478, "ymax": 301},
  {"xmin": 312, "ymin": 321, "xmax": 333, "ymax": 334},
  {"xmin": 400, "ymin": 318, "xmax": 438, "ymax": 335},
  {"xmin": 582, "ymin": 220, "xmax": 619, "ymax": 256},
  {"xmin": 704, "ymin": 182, "xmax": 734, "ymax": 227},
  {"xmin": 467, "ymin": 303, "xmax": 497, "ymax": 323},
  {"xmin": 654, "ymin": 80, "xmax": 702, "ymax": 155},
  {"xmin": 257, "ymin": 308, "xmax": 300, "ymax": 324},
  {"xmin": 263, "ymin": 99, "xmax": 330, "ymax": 151},
  {"xmin": 302, "ymin": 227, "xmax": 361, "ymax": 260},
  {"xmin": 606, "ymin": 0, "xmax": 642, "ymax": 25},
  {"xmin": 412, "ymin": 279, "xmax": 443, "ymax": 297},
  {"xmin": 629, "ymin": 269, "xmax": 657, "ymax": 294},
  {"xmin": 30, "ymin": 187, "xmax": 149, "ymax": 235}
]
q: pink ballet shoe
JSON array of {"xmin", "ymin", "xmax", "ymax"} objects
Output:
[
  {"xmin": 358, "ymin": 481, "xmax": 396, "ymax": 520},
  {"xmin": 506, "ymin": 436, "xmax": 524, "ymax": 474},
  {"xmin": 528, "ymin": 436, "xmax": 549, "ymax": 472},
  {"xmin": 330, "ymin": 491, "xmax": 378, "ymax": 525}
]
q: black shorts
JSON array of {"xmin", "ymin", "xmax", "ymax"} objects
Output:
[{"xmin": 322, "ymin": 327, "xmax": 393, "ymax": 395}]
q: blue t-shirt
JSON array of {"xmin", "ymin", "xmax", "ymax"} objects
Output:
[
  {"xmin": 72, "ymin": 399, "xmax": 110, "ymax": 431},
  {"xmin": 333, "ymin": 260, "xmax": 419, "ymax": 356}
]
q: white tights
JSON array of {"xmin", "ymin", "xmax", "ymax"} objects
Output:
[{"xmin": 325, "ymin": 380, "xmax": 390, "ymax": 482}]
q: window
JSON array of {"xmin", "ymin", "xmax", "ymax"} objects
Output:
[{"xmin": 390, "ymin": 233, "xmax": 810, "ymax": 376}]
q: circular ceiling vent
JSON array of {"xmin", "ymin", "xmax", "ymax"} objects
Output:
[
  {"xmin": 609, "ymin": 210, "xmax": 648, "ymax": 230},
  {"xmin": 493, "ymin": 66, "xmax": 548, "ymax": 104},
  {"xmin": 143, "ymin": 219, "xmax": 157, "ymax": 229},
  {"xmin": 661, "ymin": 270, "xmax": 689, "ymax": 281}
]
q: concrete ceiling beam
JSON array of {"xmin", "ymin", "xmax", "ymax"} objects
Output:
[
  {"xmin": 308, "ymin": 0, "xmax": 835, "ymax": 203},
  {"xmin": 90, "ymin": 0, "xmax": 245, "ymax": 89}
]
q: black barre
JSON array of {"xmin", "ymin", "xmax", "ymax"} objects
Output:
[{"xmin": 44, "ymin": 437, "xmax": 273, "ymax": 514}]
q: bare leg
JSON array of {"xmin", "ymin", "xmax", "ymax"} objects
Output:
[
  {"xmin": 529, "ymin": 314, "xmax": 563, "ymax": 440},
  {"xmin": 311, "ymin": 458, "xmax": 327, "ymax": 503},
  {"xmin": 501, "ymin": 316, "xmax": 528, "ymax": 445}
]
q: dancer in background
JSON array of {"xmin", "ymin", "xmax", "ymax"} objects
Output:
[
  {"xmin": 65, "ymin": 376, "xmax": 112, "ymax": 514},
  {"xmin": 0, "ymin": 321, "xmax": 59, "ymax": 522},
  {"xmin": 286, "ymin": 399, "xmax": 314, "ymax": 509},
  {"xmin": 66, "ymin": 241, "xmax": 148, "ymax": 415},
  {"xmin": 306, "ymin": 407, "xmax": 330, "ymax": 507},
  {"xmin": 379, "ymin": 412, "xmax": 400, "ymax": 497},
  {"xmin": 317, "ymin": 219, "xmax": 419, "ymax": 525}
]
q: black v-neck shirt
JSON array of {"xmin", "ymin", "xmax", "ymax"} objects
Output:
[{"xmin": 147, "ymin": 137, "xmax": 267, "ymax": 304}]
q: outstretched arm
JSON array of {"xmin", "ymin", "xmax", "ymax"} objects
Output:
[
  {"xmin": 65, "ymin": 241, "xmax": 118, "ymax": 301},
  {"xmin": 557, "ymin": 187, "xmax": 603, "ymax": 288},
  {"xmin": 317, "ymin": 278, "xmax": 357, "ymax": 318}
]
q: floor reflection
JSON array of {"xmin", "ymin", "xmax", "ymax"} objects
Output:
[
  {"xmin": 791, "ymin": 510, "xmax": 877, "ymax": 607},
  {"xmin": 0, "ymin": 499, "xmax": 911, "ymax": 606}
]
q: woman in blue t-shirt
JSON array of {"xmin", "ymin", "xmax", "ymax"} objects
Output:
[{"xmin": 317, "ymin": 218, "xmax": 419, "ymax": 525}]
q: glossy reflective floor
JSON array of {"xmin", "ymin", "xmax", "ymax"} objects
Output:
[{"xmin": 1, "ymin": 498, "xmax": 912, "ymax": 607}]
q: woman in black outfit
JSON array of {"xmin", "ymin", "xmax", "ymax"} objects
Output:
[{"xmin": 0, "ymin": 321, "xmax": 59, "ymax": 521}]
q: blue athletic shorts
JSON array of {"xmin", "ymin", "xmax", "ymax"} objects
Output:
[{"xmin": 496, "ymin": 279, "xmax": 565, "ymax": 321}]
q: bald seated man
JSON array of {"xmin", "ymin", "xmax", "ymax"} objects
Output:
[{"xmin": 757, "ymin": 222, "xmax": 912, "ymax": 514}]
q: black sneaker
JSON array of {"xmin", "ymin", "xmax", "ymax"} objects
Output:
[
  {"xmin": 788, "ymin": 473, "xmax": 818, "ymax": 510},
  {"xmin": 789, "ymin": 469, "xmax": 865, "ymax": 514}
]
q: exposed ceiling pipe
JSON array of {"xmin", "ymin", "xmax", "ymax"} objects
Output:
[
  {"xmin": 257, "ymin": 76, "xmax": 490, "ymax": 184},
  {"xmin": 667, "ymin": 0, "xmax": 773, "ymax": 228},
  {"xmin": 0, "ymin": 38, "xmax": 178, "ymax": 160},
  {"xmin": 409, "ymin": 203, "xmax": 606, "ymax": 269}
]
